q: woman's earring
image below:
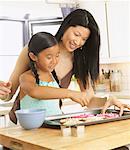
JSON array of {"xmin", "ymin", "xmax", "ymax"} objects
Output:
[{"xmin": 80, "ymin": 47, "xmax": 82, "ymax": 50}]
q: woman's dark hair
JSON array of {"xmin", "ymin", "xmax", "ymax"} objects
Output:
[
  {"xmin": 28, "ymin": 32, "xmax": 58, "ymax": 84},
  {"xmin": 55, "ymin": 9, "xmax": 100, "ymax": 89}
]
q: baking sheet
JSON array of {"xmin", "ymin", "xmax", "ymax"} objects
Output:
[{"xmin": 43, "ymin": 109, "xmax": 130, "ymax": 128}]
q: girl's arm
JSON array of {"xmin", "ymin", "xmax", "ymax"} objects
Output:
[{"xmin": 19, "ymin": 72, "xmax": 89, "ymax": 107}]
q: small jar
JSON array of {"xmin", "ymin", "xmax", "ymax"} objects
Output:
[{"xmin": 110, "ymin": 70, "xmax": 122, "ymax": 92}]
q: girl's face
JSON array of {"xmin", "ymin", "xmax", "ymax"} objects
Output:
[
  {"xmin": 31, "ymin": 44, "xmax": 60, "ymax": 73},
  {"xmin": 61, "ymin": 26, "xmax": 90, "ymax": 52}
]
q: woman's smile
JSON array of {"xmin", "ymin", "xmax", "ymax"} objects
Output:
[{"xmin": 69, "ymin": 42, "xmax": 77, "ymax": 50}]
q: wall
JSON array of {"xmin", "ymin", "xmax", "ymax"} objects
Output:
[
  {"xmin": 68, "ymin": 63, "xmax": 130, "ymax": 92},
  {"xmin": 100, "ymin": 63, "xmax": 130, "ymax": 91}
]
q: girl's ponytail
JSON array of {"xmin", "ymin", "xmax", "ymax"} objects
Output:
[{"xmin": 30, "ymin": 60, "xmax": 39, "ymax": 84}]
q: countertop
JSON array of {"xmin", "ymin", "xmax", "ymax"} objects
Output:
[
  {"xmin": 0, "ymin": 119, "xmax": 130, "ymax": 150},
  {"xmin": 0, "ymin": 101, "xmax": 12, "ymax": 116},
  {"xmin": 95, "ymin": 90, "xmax": 130, "ymax": 99}
]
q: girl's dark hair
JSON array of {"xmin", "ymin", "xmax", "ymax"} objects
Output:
[
  {"xmin": 55, "ymin": 9, "xmax": 100, "ymax": 89},
  {"xmin": 28, "ymin": 32, "xmax": 58, "ymax": 84}
]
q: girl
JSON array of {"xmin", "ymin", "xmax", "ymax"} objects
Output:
[{"xmin": 19, "ymin": 32, "xmax": 61, "ymax": 116}]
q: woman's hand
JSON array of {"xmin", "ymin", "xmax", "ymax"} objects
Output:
[
  {"xmin": 0, "ymin": 81, "xmax": 12, "ymax": 100},
  {"xmin": 75, "ymin": 77, "xmax": 94, "ymax": 107},
  {"xmin": 102, "ymin": 96, "xmax": 130, "ymax": 116}
]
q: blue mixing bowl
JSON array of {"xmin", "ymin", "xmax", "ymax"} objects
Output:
[{"xmin": 15, "ymin": 108, "xmax": 46, "ymax": 130}]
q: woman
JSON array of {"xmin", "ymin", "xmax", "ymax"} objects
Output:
[{"xmin": 0, "ymin": 9, "xmax": 129, "ymax": 123}]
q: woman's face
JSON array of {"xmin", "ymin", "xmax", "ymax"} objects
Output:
[{"xmin": 61, "ymin": 26, "xmax": 90, "ymax": 52}]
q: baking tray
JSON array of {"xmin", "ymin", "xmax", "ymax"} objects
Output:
[{"xmin": 43, "ymin": 109, "xmax": 130, "ymax": 128}]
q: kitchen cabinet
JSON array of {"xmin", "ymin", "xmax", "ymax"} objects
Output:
[
  {"xmin": 0, "ymin": 20, "xmax": 24, "ymax": 55},
  {"xmin": 79, "ymin": 1, "xmax": 109, "ymax": 64},
  {"xmin": 0, "ymin": 20, "xmax": 24, "ymax": 81},
  {"xmin": 0, "ymin": 56, "xmax": 18, "ymax": 80},
  {"xmin": 79, "ymin": 0, "xmax": 130, "ymax": 64},
  {"xmin": 29, "ymin": 19, "xmax": 62, "ymax": 36},
  {"xmin": 106, "ymin": 1, "xmax": 130, "ymax": 63}
]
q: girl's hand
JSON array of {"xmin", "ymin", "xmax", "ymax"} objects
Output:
[
  {"xmin": 102, "ymin": 96, "xmax": 130, "ymax": 116},
  {"xmin": 0, "ymin": 81, "xmax": 12, "ymax": 100},
  {"xmin": 68, "ymin": 91, "xmax": 89, "ymax": 107}
]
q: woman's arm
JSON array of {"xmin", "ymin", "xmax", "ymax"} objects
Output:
[
  {"xmin": 9, "ymin": 45, "xmax": 29, "ymax": 96},
  {"xmin": 77, "ymin": 78, "xmax": 105, "ymax": 108},
  {"xmin": 77, "ymin": 77, "xmax": 95, "ymax": 101},
  {"xmin": 102, "ymin": 96, "xmax": 130, "ymax": 116},
  {"xmin": 77, "ymin": 77, "xmax": 130, "ymax": 115},
  {"xmin": 0, "ymin": 45, "xmax": 30, "ymax": 100}
]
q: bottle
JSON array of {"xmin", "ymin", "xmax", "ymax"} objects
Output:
[{"xmin": 110, "ymin": 70, "xmax": 122, "ymax": 92}]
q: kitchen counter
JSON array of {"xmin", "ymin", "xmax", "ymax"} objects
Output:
[
  {"xmin": 0, "ymin": 119, "xmax": 130, "ymax": 150},
  {"xmin": 0, "ymin": 106, "xmax": 11, "ymax": 116},
  {"xmin": 0, "ymin": 106, "xmax": 12, "ymax": 128},
  {"xmin": 95, "ymin": 90, "xmax": 130, "ymax": 99}
]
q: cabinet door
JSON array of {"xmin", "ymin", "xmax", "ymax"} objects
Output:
[
  {"xmin": 0, "ymin": 21, "xmax": 24, "ymax": 55},
  {"xmin": 0, "ymin": 56, "xmax": 18, "ymax": 80},
  {"xmin": 107, "ymin": 1, "xmax": 130, "ymax": 63},
  {"xmin": 79, "ymin": 1, "xmax": 109, "ymax": 64}
]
